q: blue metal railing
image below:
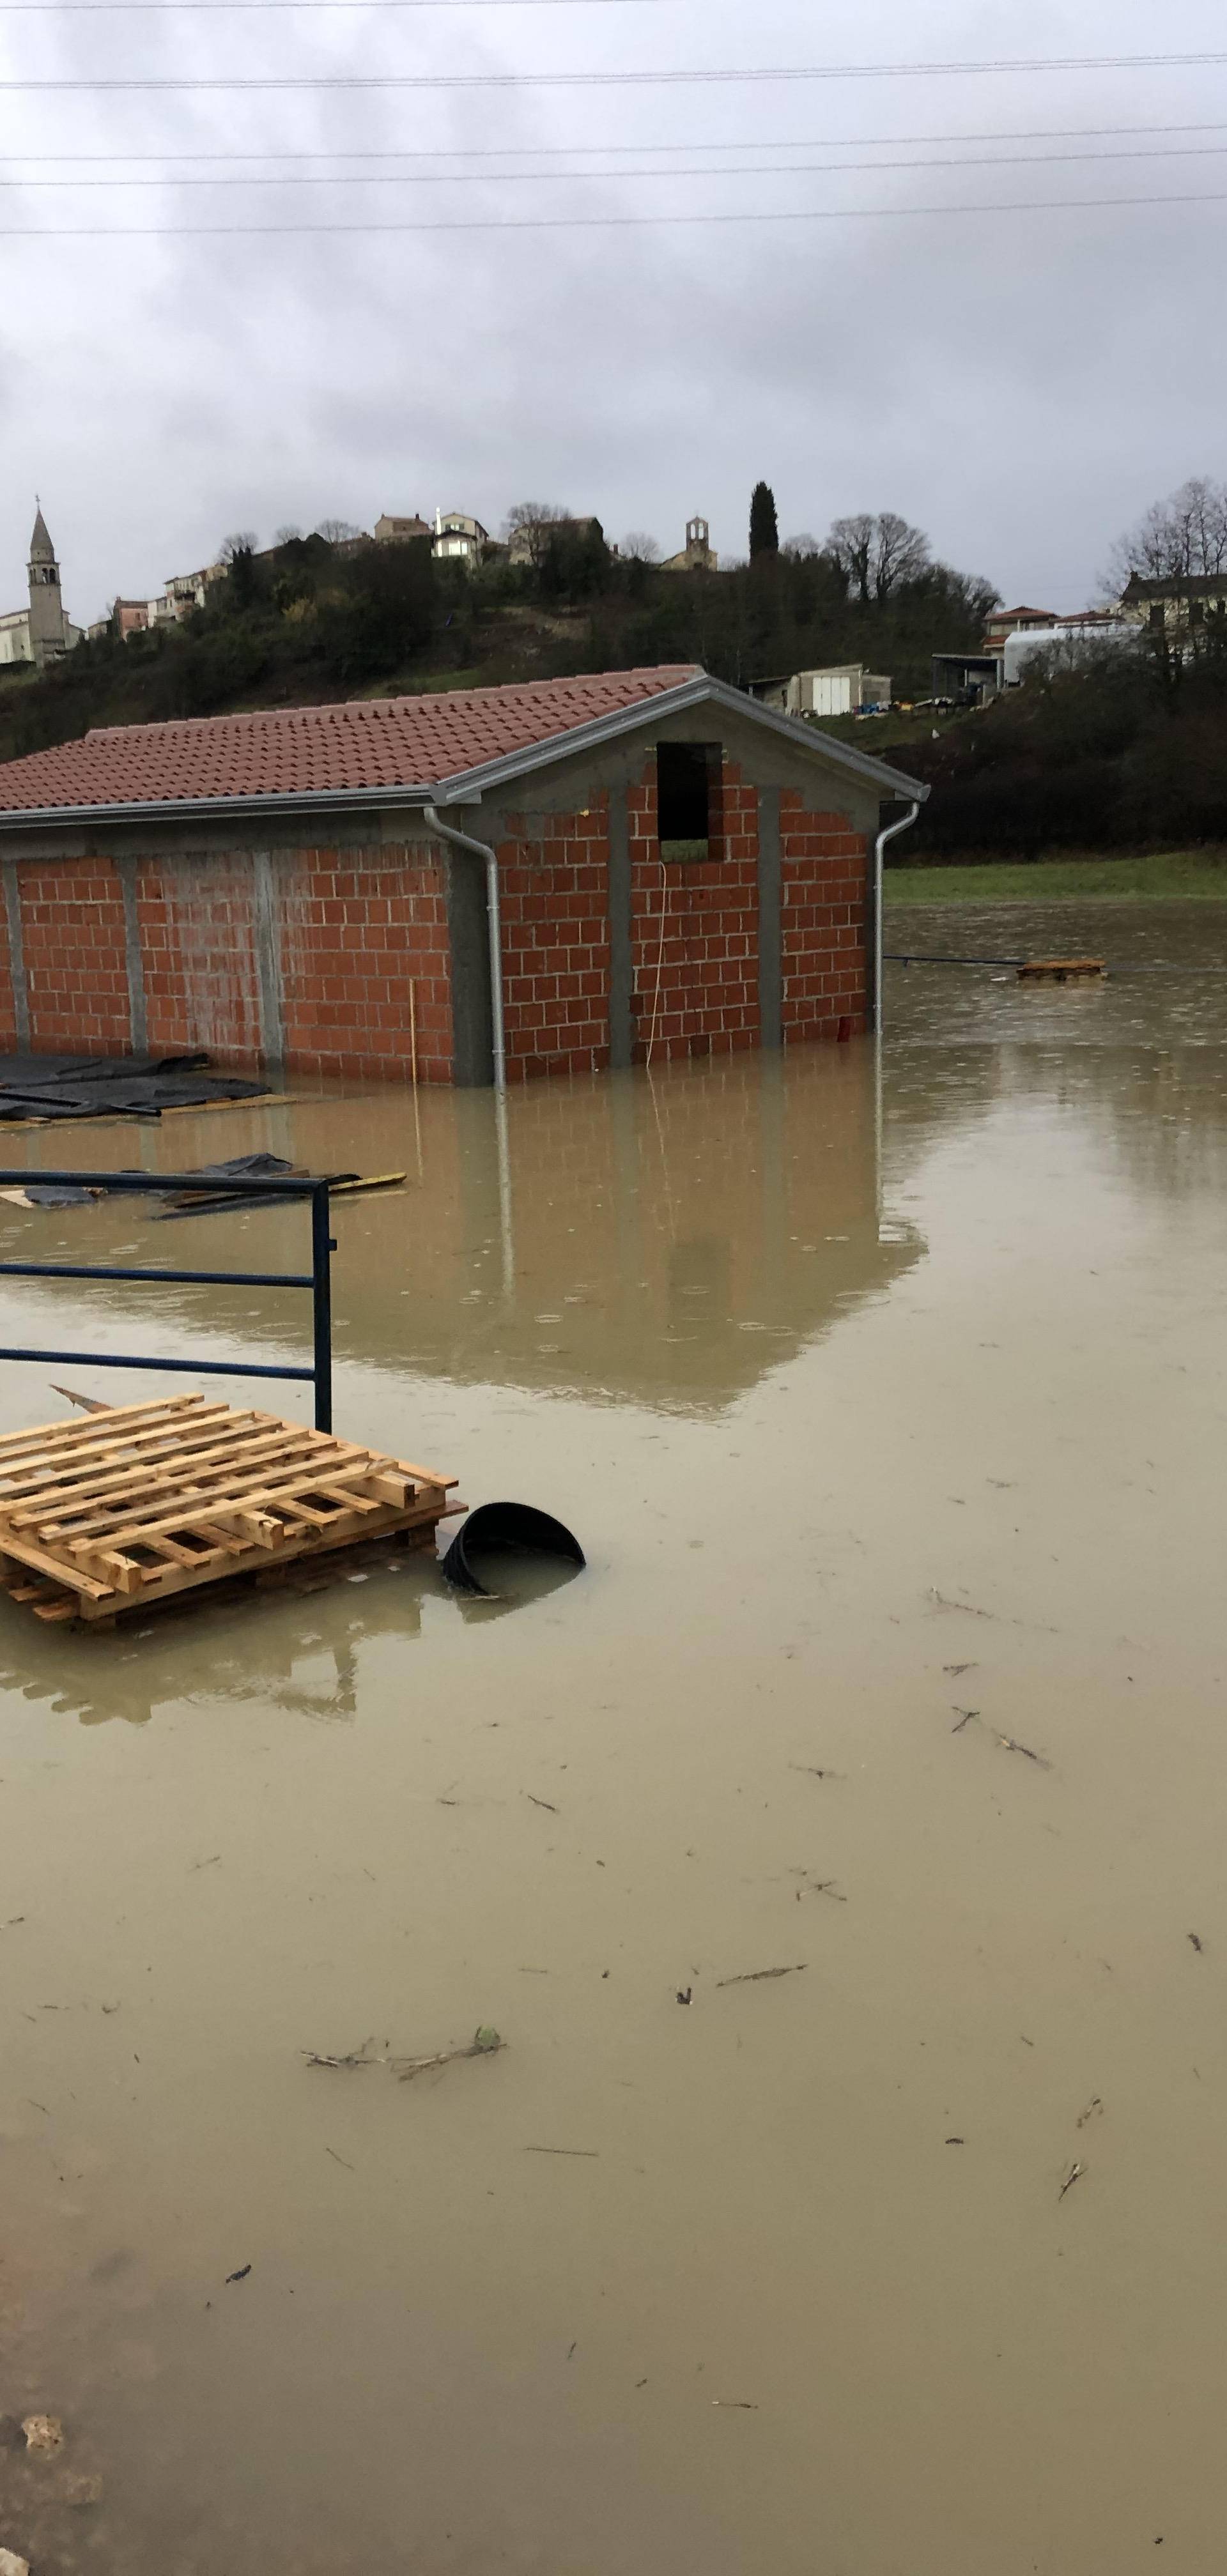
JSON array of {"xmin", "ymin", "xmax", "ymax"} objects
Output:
[{"xmin": 0, "ymin": 1170, "xmax": 334, "ymax": 1430}]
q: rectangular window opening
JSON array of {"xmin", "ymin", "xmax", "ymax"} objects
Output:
[{"xmin": 657, "ymin": 741, "xmax": 722, "ymax": 861}]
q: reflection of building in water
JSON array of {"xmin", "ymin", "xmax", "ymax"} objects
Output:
[
  {"xmin": 0, "ymin": 1050, "xmax": 924, "ymax": 1439},
  {"xmin": 337, "ymin": 1047, "xmax": 923, "ymax": 1412}
]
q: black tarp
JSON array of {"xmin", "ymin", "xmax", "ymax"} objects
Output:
[{"xmin": 0, "ymin": 1052, "xmax": 270, "ymax": 1122}]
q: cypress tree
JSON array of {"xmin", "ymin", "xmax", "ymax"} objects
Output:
[{"xmin": 748, "ymin": 482, "xmax": 779, "ymax": 559}]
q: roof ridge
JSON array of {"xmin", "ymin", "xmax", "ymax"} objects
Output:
[{"xmin": 84, "ymin": 663, "xmax": 702, "ymax": 747}]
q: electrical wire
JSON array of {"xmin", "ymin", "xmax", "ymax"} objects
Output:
[
  {"xmin": 7, "ymin": 118, "xmax": 1227, "ymax": 160},
  {"xmin": 8, "ymin": 185, "xmax": 1227, "ymax": 231},
  {"xmin": 8, "ymin": 141, "xmax": 1227, "ymax": 185},
  {"xmin": 4, "ymin": 49, "xmax": 1227, "ymax": 92}
]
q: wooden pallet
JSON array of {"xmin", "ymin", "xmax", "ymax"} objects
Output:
[
  {"xmin": 1017, "ymin": 957, "xmax": 1106, "ymax": 985},
  {"xmin": 0, "ymin": 1393, "xmax": 462, "ymax": 1625}
]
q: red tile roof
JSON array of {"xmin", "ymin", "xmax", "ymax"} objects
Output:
[{"xmin": 0, "ymin": 664, "xmax": 701, "ymax": 815}]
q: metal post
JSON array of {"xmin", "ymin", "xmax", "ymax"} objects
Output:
[{"xmin": 310, "ymin": 1179, "xmax": 334, "ymax": 1432}]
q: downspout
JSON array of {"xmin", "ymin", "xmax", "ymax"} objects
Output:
[
  {"xmin": 423, "ymin": 801, "xmax": 505, "ymax": 1090},
  {"xmin": 872, "ymin": 801, "xmax": 921, "ymax": 1036}
]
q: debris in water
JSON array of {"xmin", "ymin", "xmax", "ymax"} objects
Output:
[
  {"xmin": 943, "ymin": 1662, "xmax": 977, "ymax": 1676},
  {"xmin": 22, "ymin": 2416, "xmax": 64, "ymax": 2455},
  {"xmin": 996, "ymin": 1733, "xmax": 1051, "ymax": 1768},
  {"xmin": 715, "ymin": 1965, "xmax": 807, "ymax": 1989},
  {"xmin": 712, "ymin": 2400, "xmax": 759, "ymax": 2411},
  {"xmin": 525, "ymin": 1794, "xmax": 559, "ymax": 1813},
  {"xmin": 951, "ymin": 1708, "xmax": 980, "ymax": 1732},
  {"xmin": 929, "ymin": 1590, "xmax": 996, "ymax": 1619},
  {"xmin": 1076, "ymin": 2097, "xmax": 1104, "ymax": 2129},
  {"xmin": 225, "ymin": 2264, "xmax": 252, "ymax": 2284},
  {"xmin": 1188, "ymin": 1933, "xmax": 1205, "ymax": 1954},
  {"xmin": 945, "ymin": 2136, "xmax": 964, "ymax": 2145},
  {"xmin": 303, "ymin": 2041, "xmax": 382, "ymax": 2070},
  {"xmin": 524, "ymin": 2145, "xmax": 599, "ymax": 2159},
  {"xmin": 395, "ymin": 2027, "xmax": 504, "ymax": 2082},
  {"xmin": 325, "ymin": 2148, "xmax": 355, "ymax": 2171},
  {"xmin": 676, "ymin": 1987, "xmax": 693, "ymax": 2005},
  {"xmin": 1058, "ymin": 2161, "xmax": 1084, "ymax": 2202},
  {"xmin": 0, "ymin": 2548, "xmax": 31, "ymax": 2575},
  {"xmin": 189, "ymin": 1854, "xmax": 221, "ymax": 1872},
  {"xmin": 788, "ymin": 1764, "xmax": 842, "ymax": 1780}
]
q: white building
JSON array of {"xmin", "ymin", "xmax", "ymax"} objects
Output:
[
  {"xmin": 752, "ymin": 664, "xmax": 891, "ymax": 719},
  {"xmin": 0, "ymin": 508, "xmax": 82, "ymax": 667},
  {"xmin": 432, "ymin": 510, "xmax": 489, "ymax": 566}
]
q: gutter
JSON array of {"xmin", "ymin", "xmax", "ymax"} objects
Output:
[
  {"xmin": 422, "ymin": 801, "xmax": 505, "ymax": 1092},
  {"xmin": 873, "ymin": 801, "xmax": 922, "ymax": 1036}
]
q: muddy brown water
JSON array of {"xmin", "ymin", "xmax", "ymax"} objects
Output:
[{"xmin": 2, "ymin": 899, "xmax": 1226, "ymax": 2573}]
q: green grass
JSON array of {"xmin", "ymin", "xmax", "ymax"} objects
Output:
[{"xmin": 886, "ymin": 850, "xmax": 1227, "ymax": 902}]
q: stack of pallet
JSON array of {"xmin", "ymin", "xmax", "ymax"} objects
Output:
[{"xmin": 0, "ymin": 1394, "xmax": 460, "ymax": 1625}]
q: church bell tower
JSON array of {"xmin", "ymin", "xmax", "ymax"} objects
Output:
[{"xmin": 27, "ymin": 505, "xmax": 70, "ymax": 665}]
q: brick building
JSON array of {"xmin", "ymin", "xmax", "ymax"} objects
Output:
[{"xmin": 0, "ymin": 664, "xmax": 923, "ymax": 1084}]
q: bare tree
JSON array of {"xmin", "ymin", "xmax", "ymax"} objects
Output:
[
  {"xmin": 782, "ymin": 532, "xmax": 822, "ymax": 559},
  {"xmin": 827, "ymin": 510, "xmax": 930, "ymax": 602},
  {"xmin": 1109, "ymin": 475, "xmax": 1227, "ymax": 591},
  {"xmin": 314, "ymin": 518, "xmax": 364, "ymax": 545},
  {"xmin": 219, "ymin": 530, "xmax": 258, "ymax": 562},
  {"xmin": 274, "ymin": 523, "xmax": 304, "ymax": 545},
  {"xmin": 1108, "ymin": 476, "xmax": 1227, "ymax": 671},
  {"xmin": 504, "ymin": 500, "xmax": 573, "ymax": 565},
  {"xmin": 621, "ymin": 530, "xmax": 661, "ymax": 564}
]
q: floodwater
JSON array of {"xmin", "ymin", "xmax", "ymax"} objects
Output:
[{"xmin": 2, "ymin": 898, "xmax": 1226, "ymax": 2574}]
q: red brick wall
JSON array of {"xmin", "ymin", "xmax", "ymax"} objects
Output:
[
  {"xmin": 629, "ymin": 756, "xmax": 760, "ymax": 1062},
  {"xmin": 19, "ymin": 858, "xmax": 132, "ymax": 1055},
  {"xmin": 0, "ymin": 875, "xmax": 18, "ymax": 1054},
  {"xmin": 277, "ymin": 847, "xmax": 452, "ymax": 1083},
  {"xmin": 779, "ymin": 794, "xmax": 868, "ymax": 1041},
  {"xmin": 135, "ymin": 857, "xmax": 260, "ymax": 1064},
  {"xmin": 495, "ymin": 802, "xmax": 611, "ymax": 1081},
  {"xmin": 0, "ymin": 778, "xmax": 868, "ymax": 1082}
]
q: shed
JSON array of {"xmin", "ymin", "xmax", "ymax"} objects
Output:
[
  {"xmin": 751, "ymin": 666, "xmax": 891, "ymax": 720},
  {"xmin": 0, "ymin": 664, "xmax": 924, "ymax": 1085}
]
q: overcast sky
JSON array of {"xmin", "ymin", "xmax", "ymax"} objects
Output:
[{"xmin": 1, "ymin": 0, "xmax": 1225, "ymax": 627}]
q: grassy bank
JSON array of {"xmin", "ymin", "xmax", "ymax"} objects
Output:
[{"xmin": 886, "ymin": 850, "xmax": 1227, "ymax": 902}]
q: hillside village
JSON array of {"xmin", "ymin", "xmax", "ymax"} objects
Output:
[{"xmin": 2, "ymin": 475, "xmax": 1226, "ymax": 860}]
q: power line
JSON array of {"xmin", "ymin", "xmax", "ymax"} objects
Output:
[
  {"xmin": 5, "ymin": 118, "xmax": 1227, "ymax": 162},
  {"xmin": 6, "ymin": 185, "xmax": 1227, "ymax": 229},
  {"xmin": 4, "ymin": 49, "xmax": 1227, "ymax": 91},
  {"xmin": 1, "ymin": 0, "xmax": 672, "ymax": 8},
  {"xmin": 10, "ymin": 141, "xmax": 1227, "ymax": 185}
]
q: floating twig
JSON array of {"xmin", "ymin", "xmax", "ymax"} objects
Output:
[
  {"xmin": 951, "ymin": 1708, "xmax": 980, "ymax": 1732},
  {"xmin": 190, "ymin": 1854, "xmax": 222, "ymax": 1872},
  {"xmin": 996, "ymin": 1733, "xmax": 1051, "ymax": 1768},
  {"xmin": 325, "ymin": 2147, "xmax": 355, "ymax": 2170},
  {"xmin": 302, "ymin": 2040, "xmax": 382, "ymax": 2070},
  {"xmin": 525, "ymin": 1794, "xmax": 558, "ymax": 1813},
  {"xmin": 394, "ymin": 2027, "xmax": 504, "ymax": 2082},
  {"xmin": 788, "ymin": 1765, "xmax": 842, "ymax": 1781},
  {"xmin": 930, "ymin": 1590, "xmax": 996, "ymax": 1619},
  {"xmin": 523, "ymin": 2144, "xmax": 599, "ymax": 2158},
  {"xmin": 1058, "ymin": 2160, "xmax": 1084, "ymax": 2201},
  {"xmin": 712, "ymin": 2400, "xmax": 759, "ymax": 2411},
  {"xmin": 716, "ymin": 1965, "xmax": 807, "ymax": 1989},
  {"xmin": 1188, "ymin": 1932, "xmax": 1205, "ymax": 1954},
  {"xmin": 1076, "ymin": 2097, "xmax": 1103, "ymax": 2129},
  {"xmin": 225, "ymin": 2264, "xmax": 252, "ymax": 2284}
]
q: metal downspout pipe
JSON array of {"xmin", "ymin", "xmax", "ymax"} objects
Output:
[
  {"xmin": 873, "ymin": 801, "xmax": 921, "ymax": 1036},
  {"xmin": 424, "ymin": 801, "xmax": 506, "ymax": 1089}
]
